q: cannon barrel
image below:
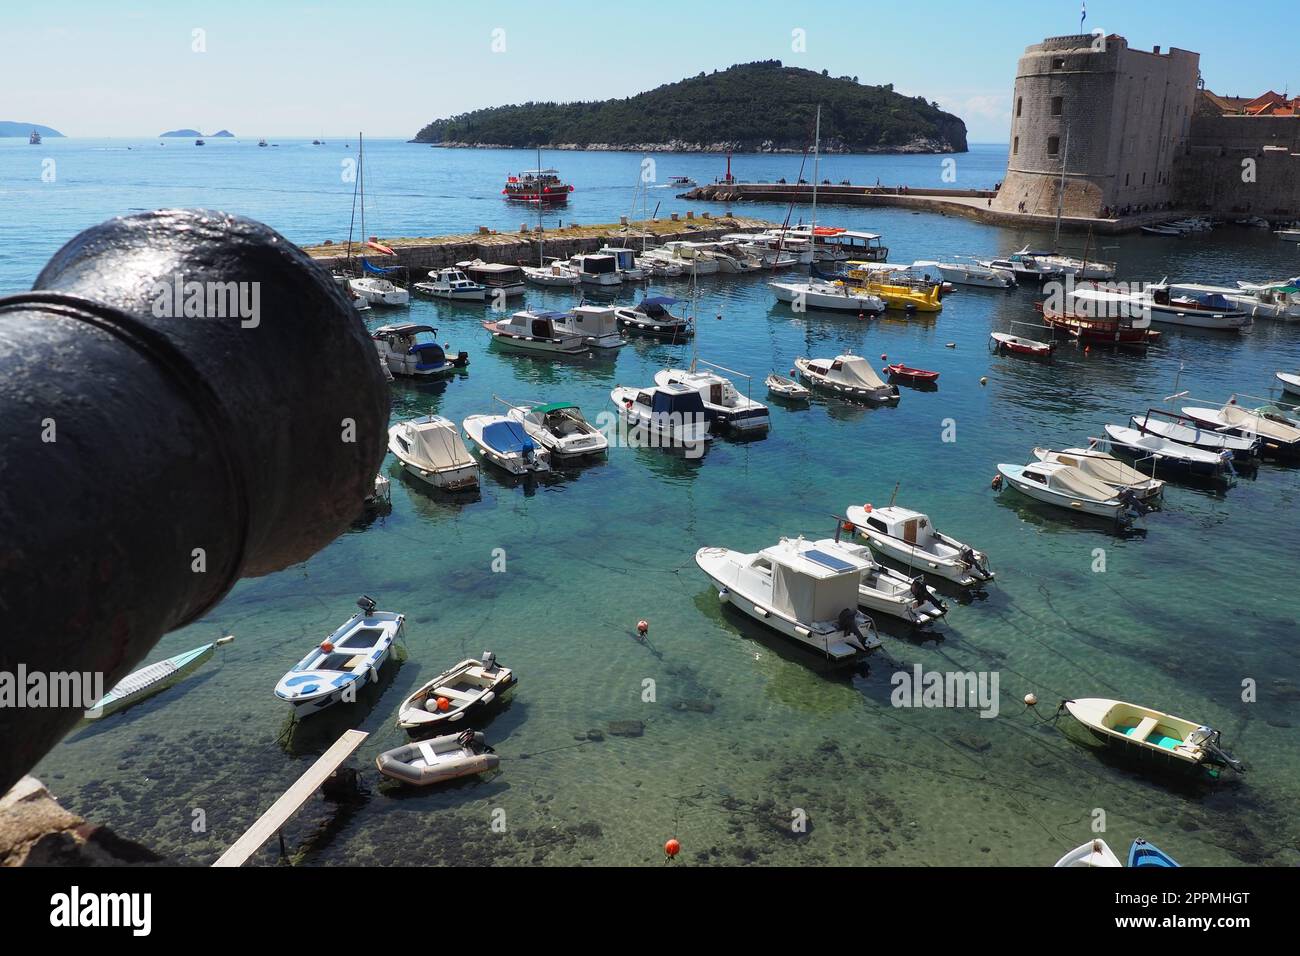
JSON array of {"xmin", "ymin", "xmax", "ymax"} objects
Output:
[{"xmin": 0, "ymin": 209, "xmax": 389, "ymax": 793}]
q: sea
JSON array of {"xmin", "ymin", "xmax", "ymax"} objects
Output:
[{"xmin": 3, "ymin": 138, "xmax": 1298, "ymax": 866}]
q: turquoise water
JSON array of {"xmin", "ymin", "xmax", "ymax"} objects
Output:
[{"xmin": 6, "ymin": 139, "xmax": 1300, "ymax": 866}]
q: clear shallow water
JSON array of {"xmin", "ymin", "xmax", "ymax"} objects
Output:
[{"xmin": 6, "ymin": 139, "xmax": 1300, "ymax": 867}]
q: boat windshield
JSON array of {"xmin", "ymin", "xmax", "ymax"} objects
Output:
[{"xmin": 411, "ymin": 330, "xmax": 441, "ymax": 347}]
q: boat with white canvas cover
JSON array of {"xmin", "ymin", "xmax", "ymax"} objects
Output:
[
  {"xmin": 995, "ymin": 461, "xmax": 1141, "ymax": 522},
  {"xmin": 462, "ymin": 414, "xmax": 551, "ymax": 475},
  {"xmin": 414, "ymin": 267, "xmax": 486, "ymax": 301},
  {"xmin": 769, "ymin": 277, "xmax": 886, "ymax": 314},
  {"xmin": 911, "ymin": 259, "xmax": 1015, "ymax": 289},
  {"xmin": 1063, "ymin": 697, "xmax": 1243, "ymax": 773},
  {"xmin": 610, "ymin": 382, "xmax": 710, "ymax": 451},
  {"xmin": 831, "ymin": 539, "xmax": 948, "ymax": 626},
  {"xmin": 373, "ymin": 324, "xmax": 469, "ymax": 377},
  {"xmin": 653, "ymin": 364, "xmax": 770, "ymax": 435},
  {"xmin": 1032, "ymin": 447, "xmax": 1164, "ymax": 500},
  {"xmin": 794, "ymin": 354, "xmax": 899, "ymax": 403},
  {"xmin": 84, "ymin": 636, "xmax": 234, "ymax": 721},
  {"xmin": 695, "ymin": 536, "xmax": 882, "ymax": 662},
  {"xmin": 505, "ymin": 399, "xmax": 608, "ymax": 458},
  {"xmin": 483, "ymin": 310, "xmax": 588, "ymax": 355},
  {"xmin": 555, "ymin": 304, "xmax": 626, "ymax": 349},
  {"xmin": 1180, "ymin": 403, "xmax": 1300, "ymax": 460},
  {"xmin": 349, "ymin": 275, "xmax": 409, "ymax": 307},
  {"xmin": 1100, "ymin": 425, "xmax": 1235, "ymax": 478},
  {"xmin": 1128, "ymin": 408, "xmax": 1260, "ymax": 460},
  {"xmin": 274, "ymin": 596, "xmax": 402, "ymax": 714},
  {"xmin": 845, "ymin": 504, "xmax": 993, "ymax": 587},
  {"xmin": 396, "ymin": 652, "xmax": 517, "ymax": 733},
  {"xmin": 1054, "ymin": 839, "xmax": 1122, "ymax": 868},
  {"xmin": 376, "ymin": 731, "xmax": 499, "ymax": 786},
  {"xmin": 388, "ymin": 415, "xmax": 480, "ymax": 491}
]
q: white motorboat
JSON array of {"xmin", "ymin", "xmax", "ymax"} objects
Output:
[
  {"xmin": 568, "ymin": 253, "xmax": 622, "ymax": 286},
  {"xmin": 769, "ymin": 278, "xmax": 886, "ymax": 313},
  {"xmin": 1180, "ymin": 403, "xmax": 1300, "ymax": 460},
  {"xmin": 457, "ymin": 259, "xmax": 526, "ymax": 299},
  {"xmin": 1013, "ymin": 246, "xmax": 1116, "ymax": 280},
  {"xmin": 977, "ymin": 252, "xmax": 1063, "ymax": 282},
  {"xmin": 462, "ymin": 414, "xmax": 551, "ymax": 475},
  {"xmin": 1144, "ymin": 283, "xmax": 1252, "ymax": 330},
  {"xmin": 653, "ymin": 365, "xmax": 770, "ymax": 435},
  {"xmin": 597, "ymin": 245, "xmax": 647, "ymax": 281},
  {"xmin": 911, "ymin": 259, "xmax": 1015, "ymax": 289},
  {"xmin": 273, "ymin": 596, "xmax": 402, "ymax": 714},
  {"xmin": 995, "ymin": 461, "xmax": 1140, "ymax": 522},
  {"xmin": 845, "ymin": 504, "xmax": 993, "ymax": 587},
  {"xmin": 522, "ymin": 261, "xmax": 581, "ymax": 287},
  {"xmin": 1140, "ymin": 224, "xmax": 1185, "ymax": 237},
  {"xmin": 349, "ymin": 276, "xmax": 409, "ymax": 307},
  {"xmin": 555, "ymin": 304, "xmax": 627, "ymax": 349},
  {"xmin": 610, "ymin": 382, "xmax": 711, "ymax": 451},
  {"xmin": 1128, "ymin": 409, "xmax": 1261, "ymax": 460},
  {"xmin": 376, "ymin": 731, "xmax": 499, "ymax": 786},
  {"xmin": 1032, "ymin": 447, "xmax": 1164, "ymax": 500},
  {"xmin": 655, "ymin": 241, "xmax": 720, "ymax": 275},
  {"xmin": 372, "ymin": 324, "xmax": 468, "ymax": 377},
  {"xmin": 1171, "ymin": 281, "xmax": 1300, "ymax": 322},
  {"xmin": 832, "ymin": 540, "xmax": 947, "ymax": 626},
  {"xmin": 1275, "ymin": 228, "xmax": 1300, "ymax": 242},
  {"xmin": 483, "ymin": 310, "xmax": 588, "ymax": 355},
  {"xmin": 614, "ymin": 296, "xmax": 694, "ymax": 339},
  {"xmin": 388, "ymin": 415, "xmax": 480, "ymax": 491},
  {"xmin": 1277, "ymin": 371, "xmax": 1300, "ymax": 396},
  {"xmin": 1101, "ymin": 425, "xmax": 1234, "ymax": 478},
  {"xmin": 636, "ymin": 255, "xmax": 684, "ymax": 278},
  {"xmin": 793, "ymin": 354, "xmax": 899, "ymax": 403},
  {"xmin": 765, "ymin": 373, "xmax": 810, "ymax": 401},
  {"xmin": 505, "ymin": 400, "xmax": 609, "ymax": 457},
  {"xmin": 396, "ymin": 652, "xmax": 517, "ymax": 733},
  {"xmin": 1054, "ymin": 839, "xmax": 1122, "ymax": 868},
  {"xmin": 414, "ymin": 267, "xmax": 486, "ymax": 301},
  {"xmin": 695, "ymin": 536, "xmax": 882, "ymax": 661}
]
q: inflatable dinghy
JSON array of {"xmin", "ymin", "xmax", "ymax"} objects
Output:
[{"xmin": 375, "ymin": 731, "xmax": 498, "ymax": 786}]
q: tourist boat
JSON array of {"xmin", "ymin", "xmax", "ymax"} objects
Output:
[
  {"xmin": 1101, "ymin": 425, "xmax": 1235, "ymax": 478},
  {"xmin": 883, "ymin": 363, "xmax": 939, "ymax": 386},
  {"xmin": 977, "ymin": 252, "xmax": 1063, "ymax": 282},
  {"xmin": 695, "ymin": 536, "xmax": 883, "ymax": 661},
  {"xmin": 1277, "ymin": 371, "xmax": 1300, "ymax": 396},
  {"xmin": 555, "ymin": 304, "xmax": 626, "ymax": 349},
  {"xmin": 84, "ymin": 636, "xmax": 234, "ymax": 721},
  {"xmin": 610, "ymin": 382, "xmax": 711, "ymax": 450},
  {"xmin": 396, "ymin": 652, "xmax": 516, "ymax": 733},
  {"xmin": 1144, "ymin": 283, "xmax": 1252, "ymax": 330},
  {"xmin": 414, "ymin": 267, "xmax": 486, "ymax": 301},
  {"xmin": 1171, "ymin": 280, "xmax": 1300, "ymax": 321},
  {"xmin": 783, "ymin": 226, "xmax": 890, "ymax": 263},
  {"xmin": 1128, "ymin": 408, "xmax": 1261, "ymax": 460},
  {"xmin": 456, "ymin": 259, "xmax": 526, "ymax": 298},
  {"xmin": 349, "ymin": 276, "xmax": 409, "ymax": 307},
  {"xmin": 1013, "ymin": 246, "xmax": 1116, "ymax": 280},
  {"xmin": 844, "ymin": 504, "xmax": 993, "ymax": 587},
  {"xmin": 375, "ymin": 731, "xmax": 499, "ymax": 786},
  {"xmin": 614, "ymin": 296, "xmax": 694, "ymax": 339},
  {"xmin": 1128, "ymin": 839, "xmax": 1179, "ymax": 868},
  {"xmin": 373, "ymin": 324, "xmax": 468, "ymax": 377},
  {"xmin": 769, "ymin": 277, "xmax": 886, "ymax": 314},
  {"xmin": 995, "ymin": 461, "xmax": 1142, "ymax": 522},
  {"xmin": 668, "ymin": 175, "xmax": 697, "ymax": 188},
  {"xmin": 1063, "ymin": 697, "xmax": 1244, "ymax": 773},
  {"xmin": 29, "ymin": 130, "xmax": 41, "ymax": 145},
  {"xmin": 273, "ymin": 596, "xmax": 403, "ymax": 714},
  {"xmin": 522, "ymin": 261, "xmax": 581, "ymax": 287},
  {"xmin": 388, "ymin": 415, "xmax": 480, "ymax": 492},
  {"xmin": 483, "ymin": 310, "xmax": 588, "ymax": 355},
  {"xmin": 503, "ymin": 167, "xmax": 572, "ymax": 203},
  {"xmin": 990, "ymin": 331, "xmax": 1053, "ymax": 357},
  {"xmin": 1181, "ymin": 403, "xmax": 1300, "ymax": 460},
  {"xmin": 505, "ymin": 400, "xmax": 609, "ymax": 458},
  {"xmin": 653, "ymin": 365, "xmax": 770, "ymax": 435},
  {"xmin": 462, "ymin": 414, "xmax": 551, "ymax": 475},
  {"xmin": 1032, "ymin": 447, "xmax": 1164, "ymax": 500},
  {"xmin": 596, "ymin": 246, "xmax": 647, "ymax": 281},
  {"xmin": 765, "ymin": 373, "xmax": 810, "ymax": 401},
  {"xmin": 568, "ymin": 253, "xmax": 622, "ymax": 287},
  {"xmin": 911, "ymin": 259, "xmax": 1015, "ymax": 289},
  {"xmin": 794, "ymin": 354, "xmax": 899, "ymax": 403},
  {"xmin": 839, "ymin": 271, "xmax": 942, "ymax": 311},
  {"xmin": 1037, "ymin": 287, "xmax": 1159, "ymax": 346},
  {"xmin": 1054, "ymin": 839, "xmax": 1122, "ymax": 868},
  {"xmin": 832, "ymin": 540, "xmax": 948, "ymax": 626}
]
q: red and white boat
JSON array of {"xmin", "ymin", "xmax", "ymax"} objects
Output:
[
  {"xmin": 1037, "ymin": 287, "xmax": 1160, "ymax": 346},
  {"xmin": 990, "ymin": 331, "xmax": 1053, "ymax": 357},
  {"xmin": 883, "ymin": 363, "xmax": 939, "ymax": 385},
  {"xmin": 503, "ymin": 168, "xmax": 573, "ymax": 204}
]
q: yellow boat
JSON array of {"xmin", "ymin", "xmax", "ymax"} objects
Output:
[
  {"xmin": 840, "ymin": 279, "xmax": 942, "ymax": 312},
  {"xmin": 1063, "ymin": 697, "xmax": 1244, "ymax": 773}
]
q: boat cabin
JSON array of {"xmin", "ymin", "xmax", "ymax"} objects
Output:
[
  {"xmin": 572, "ymin": 253, "xmax": 618, "ymax": 278},
  {"xmin": 856, "ymin": 507, "xmax": 936, "ymax": 547},
  {"xmin": 629, "ymin": 383, "xmax": 706, "ymax": 419},
  {"xmin": 597, "ymin": 246, "xmax": 639, "ymax": 273},
  {"xmin": 457, "ymin": 260, "xmax": 526, "ymax": 295},
  {"xmin": 561, "ymin": 305, "xmax": 622, "ymax": 343},
  {"xmin": 504, "ymin": 310, "xmax": 568, "ymax": 340},
  {"xmin": 758, "ymin": 539, "xmax": 873, "ymax": 626}
]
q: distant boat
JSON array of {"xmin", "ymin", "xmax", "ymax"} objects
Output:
[
  {"xmin": 257, "ymin": 138, "xmax": 268, "ymax": 147},
  {"xmin": 84, "ymin": 636, "xmax": 233, "ymax": 721},
  {"xmin": 29, "ymin": 130, "xmax": 41, "ymax": 145},
  {"xmin": 195, "ymin": 138, "xmax": 205, "ymax": 146}
]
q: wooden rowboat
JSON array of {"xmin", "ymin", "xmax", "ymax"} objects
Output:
[
  {"xmin": 883, "ymin": 363, "xmax": 939, "ymax": 385},
  {"xmin": 84, "ymin": 636, "xmax": 233, "ymax": 720},
  {"xmin": 990, "ymin": 331, "xmax": 1053, "ymax": 357},
  {"xmin": 1063, "ymin": 697, "xmax": 1244, "ymax": 773},
  {"xmin": 765, "ymin": 373, "xmax": 811, "ymax": 401}
]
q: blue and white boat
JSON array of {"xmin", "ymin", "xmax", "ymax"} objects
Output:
[
  {"xmin": 1128, "ymin": 839, "xmax": 1179, "ymax": 867},
  {"xmin": 373, "ymin": 324, "xmax": 468, "ymax": 377},
  {"xmin": 462, "ymin": 414, "xmax": 551, "ymax": 475},
  {"xmin": 274, "ymin": 596, "xmax": 403, "ymax": 714}
]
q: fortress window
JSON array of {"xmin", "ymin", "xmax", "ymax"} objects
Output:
[
  {"xmin": 1016, "ymin": 97, "xmax": 1022, "ymax": 117},
  {"xmin": 1013, "ymin": 136, "xmax": 1019, "ymax": 155},
  {"xmin": 1047, "ymin": 135, "xmax": 1060, "ymax": 155},
  {"xmin": 1051, "ymin": 96, "xmax": 1063, "ymax": 116},
  {"xmin": 1052, "ymin": 57, "xmax": 1065, "ymax": 69}
]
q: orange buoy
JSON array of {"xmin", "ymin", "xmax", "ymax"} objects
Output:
[
  {"xmin": 841, "ymin": 521, "xmax": 855, "ymax": 533},
  {"xmin": 991, "ymin": 474, "xmax": 1003, "ymax": 490},
  {"xmin": 863, "ymin": 503, "xmax": 873, "ymax": 513},
  {"xmin": 665, "ymin": 838, "xmax": 680, "ymax": 858},
  {"xmin": 321, "ymin": 641, "xmax": 334, "ymax": 653},
  {"xmin": 880, "ymin": 353, "xmax": 887, "ymax": 361},
  {"xmin": 636, "ymin": 620, "xmax": 649, "ymax": 636},
  {"xmin": 436, "ymin": 696, "xmax": 451, "ymax": 712}
]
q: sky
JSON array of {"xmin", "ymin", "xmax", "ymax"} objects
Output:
[{"xmin": 3, "ymin": 0, "xmax": 1297, "ymax": 142}]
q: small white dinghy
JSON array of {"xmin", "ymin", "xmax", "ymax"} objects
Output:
[
  {"xmin": 844, "ymin": 504, "xmax": 993, "ymax": 587},
  {"xmin": 1033, "ymin": 447, "xmax": 1164, "ymax": 500},
  {"xmin": 397, "ymin": 652, "xmax": 517, "ymax": 733},
  {"xmin": 765, "ymin": 372, "xmax": 810, "ymax": 401},
  {"xmin": 375, "ymin": 730, "xmax": 499, "ymax": 786},
  {"xmin": 274, "ymin": 596, "xmax": 403, "ymax": 714},
  {"xmin": 84, "ymin": 636, "xmax": 233, "ymax": 721},
  {"xmin": 462, "ymin": 414, "xmax": 551, "ymax": 475},
  {"xmin": 1054, "ymin": 839, "xmax": 1122, "ymax": 868}
]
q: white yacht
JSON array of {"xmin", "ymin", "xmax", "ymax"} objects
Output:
[
  {"xmin": 349, "ymin": 275, "xmax": 409, "ymax": 307},
  {"xmin": 695, "ymin": 536, "xmax": 882, "ymax": 661},
  {"xmin": 653, "ymin": 365, "xmax": 770, "ymax": 435},
  {"xmin": 414, "ymin": 267, "xmax": 486, "ymax": 301},
  {"xmin": 555, "ymin": 304, "xmax": 626, "ymax": 349},
  {"xmin": 911, "ymin": 259, "xmax": 1015, "ymax": 289},
  {"xmin": 770, "ymin": 278, "xmax": 886, "ymax": 313},
  {"xmin": 505, "ymin": 401, "xmax": 609, "ymax": 458},
  {"xmin": 483, "ymin": 310, "xmax": 588, "ymax": 355},
  {"xmin": 1178, "ymin": 279, "xmax": 1300, "ymax": 321},
  {"xmin": 373, "ymin": 324, "xmax": 468, "ymax": 377},
  {"xmin": 1013, "ymin": 246, "xmax": 1116, "ymax": 280},
  {"xmin": 523, "ymin": 261, "xmax": 581, "ymax": 287},
  {"xmin": 1143, "ymin": 283, "xmax": 1252, "ymax": 330},
  {"xmin": 844, "ymin": 504, "xmax": 993, "ymax": 587},
  {"xmin": 388, "ymin": 415, "xmax": 480, "ymax": 491}
]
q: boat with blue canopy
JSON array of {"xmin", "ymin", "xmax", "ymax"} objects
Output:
[{"xmin": 462, "ymin": 414, "xmax": 551, "ymax": 475}]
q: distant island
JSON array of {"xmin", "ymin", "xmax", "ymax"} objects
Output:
[
  {"xmin": 159, "ymin": 128, "xmax": 235, "ymax": 138},
  {"xmin": 0, "ymin": 122, "xmax": 64, "ymax": 138},
  {"xmin": 413, "ymin": 61, "xmax": 967, "ymax": 154}
]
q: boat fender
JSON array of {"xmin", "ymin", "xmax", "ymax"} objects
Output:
[
  {"xmin": 480, "ymin": 691, "xmax": 495, "ymax": 706},
  {"xmin": 321, "ymin": 641, "xmax": 335, "ymax": 653},
  {"xmin": 990, "ymin": 475, "xmax": 1003, "ymax": 490}
]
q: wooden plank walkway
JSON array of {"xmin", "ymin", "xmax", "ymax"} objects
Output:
[{"xmin": 213, "ymin": 729, "xmax": 368, "ymax": 867}]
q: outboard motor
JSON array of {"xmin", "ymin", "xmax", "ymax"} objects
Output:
[
  {"xmin": 1117, "ymin": 488, "xmax": 1152, "ymax": 518},
  {"xmin": 481, "ymin": 650, "xmax": 498, "ymax": 672},
  {"xmin": 836, "ymin": 607, "xmax": 870, "ymax": 653},
  {"xmin": 1187, "ymin": 726, "xmax": 1246, "ymax": 773},
  {"xmin": 357, "ymin": 594, "xmax": 378, "ymax": 615}
]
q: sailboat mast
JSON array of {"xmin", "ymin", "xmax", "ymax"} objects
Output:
[
  {"xmin": 811, "ymin": 105, "xmax": 821, "ymax": 233},
  {"xmin": 358, "ymin": 132, "xmax": 366, "ymax": 249},
  {"xmin": 536, "ymin": 144, "xmax": 544, "ymax": 266}
]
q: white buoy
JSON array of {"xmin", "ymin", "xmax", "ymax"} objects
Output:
[{"xmin": 1024, "ymin": 693, "xmax": 1038, "ymax": 706}]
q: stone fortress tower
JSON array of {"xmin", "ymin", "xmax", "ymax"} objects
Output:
[{"xmin": 993, "ymin": 34, "xmax": 1200, "ymax": 219}]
